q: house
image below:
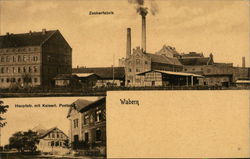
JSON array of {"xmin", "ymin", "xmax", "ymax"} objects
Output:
[
  {"xmin": 67, "ymin": 97, "xmax": 106, "ymax": 152},
  {"xmin": 33, "ymin": 126, "xmax": 69, "ymax": 153},
  {"xmin": 72, "ymin": 67, "xmax": 125, "ymax": 87},
  {"xmin": 0, "ymin": 29, "xmax": 72, "ymax": 88}
]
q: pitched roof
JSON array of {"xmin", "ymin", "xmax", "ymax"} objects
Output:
[
  {"xmin": 145, "ymin": 53, "xmax": 182, "ymax": 66},
  {"xmin": 38, "ymin": 127, "xmax": 68, "ymax": 138},
  {"xmin": 67, "ymin": 97, "xmax": 105, "ymax": 117},
  {"xmin": 0, "ymin": 30, "xmax": 57, "ymax": 48},
  {"xmin": 179, "ymin": 57, "xmax": 213, "ymax": 66},
  {"xmin": 137, "ymin": 70, "xmax": 203, "ymax": 77},
  {"xmin": 72, "ymin": 67, "xmax": 125, "ymax": 79}
]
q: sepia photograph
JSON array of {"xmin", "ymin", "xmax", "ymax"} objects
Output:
[
  {"xmin": 0, "ymin": 96, "xmax": 106, "ymax": 158},
  {"xmin": 0, "ymin": 0, "xmax": 249, "ymax": 98},
  {"xmin": 0, "ymin": 0, "xmax": 249, "ymax": 158}
]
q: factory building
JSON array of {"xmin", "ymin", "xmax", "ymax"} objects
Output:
[
  {"xmin": 118, "ymin": 5, "xmax": 249, "ymax": 87},
  {"xmin": 0, "ymin": 29, "xmax": 72, "ymax": 88}
]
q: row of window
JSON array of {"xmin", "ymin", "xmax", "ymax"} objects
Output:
[
  {"xmin": 0, "ymin": 66, "xmax": 38, "ymax": 74},
  {"xmin": 0, "ymin": 77, "xmax": 38, "ymax": 83},
  {"xmin": 0, "ymin": 47, "xmax": 39, "ymax": 53},
  {"xmin": 48, "ymin": 141, "xmax": 64, "ymax": 147},
  {"xmin": 127, "ymin": 59, "xmax": 148, "ymax": 65},
  {"xmin": 73, "ymin": 109, "xmax": 105, "ymax": 128},
  {"xmin": 128, "ymin": 68, "xmax": 141, "ymax": 73},
  {"xmin": 0, "ymin": 55, "xmax": 39, "ymax": 63},
  {"xmin": 47, "ymin": 132, "xmax": 64, "ymax": 139}
]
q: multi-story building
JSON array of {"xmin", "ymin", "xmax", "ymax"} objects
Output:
[
  {"xmin": 0, "ymin": 29, "xmax": 72, "ymax": 88},
  {"xmin": 124, "ymin": 45, "xmax": 183, "ymax": 86},
  {"xmin": 180, "ymin": 52, "xmax": 250, "ymax": 86},
  {"xmin": 67, "ymin": 97, "xmax": 106, "ymax": 152}
]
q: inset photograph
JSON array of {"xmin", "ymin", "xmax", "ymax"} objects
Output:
[{"xmin": 0, "ymin": 96, "xmax": 106, "ymax": 158}]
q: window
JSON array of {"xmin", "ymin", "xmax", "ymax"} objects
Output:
[
  {"xmin": 6, "ymin": 67, "xmax": 9, "ymax": 73},
  {"xmin": 18, "ymin": 67, "xmax": 21, "ymax": 73},
  {"xmin": 6, "ymin": 56, "xmax": 10, "ymax": 62},
  {"xmin": 23, "ymin": 67, "xmax": 26, "ymax": 73},
  {"xmin": 136, "ymin": 59, "xmax": 140, "ymax": 64},
  {"xmin": 128, "ymin": 68, "xmax": 132, "ymax": 72},
  {"xmin": 57, "ymin": 133, "xmax": 59, "ymax": 138},
  {"xmin": 85, "ymin": 132, "xmax": 89, "ymax": 143},
  {"xmin": 1, "ymin": 57, "xmax": 4, "ymax": 62},
  {"xmin": 52, "ymin": 133, "xmax": 55, "ymax": 138},
  {"xmin": 23, "ymin": 55, "xmax": 27, "ymax": 62},
  {"xmin": 145, "ymin": 61, "xmax": 148, "ymax": 64},
  {"xmin": 51, "ymin": 141, "xmax": 54, "ymax": 146},
  {"xmin": 83, "ymin": 115, "xmax": 89, "ymax": 125},
  {"xmin": 13, "ymin": 56, "xmax": 16, "ymax": 62},
  {"xmin": 96, "ymin": 129, "xmax": 101, "ymax": 142},
  {"xmin": 12, "ymin": 67, "xmax": 15, "ymax": 73},
  {"xmin": 18, "ymin": 55, "xmax": 21, "ymax": 62},
  {"xmin": 96, "ymin": 110, "xmax": 102, "ymax": 122},
  {"xmin": 136, "ymin": 68, "xmax": 140, "ymax": 72},
  {"xmin": 34, "ymin": 78, "xmax": 38, "ymax": 83},
  {"xmin": 29, "ymin": 67, "xmax": 32, "ymax": 73},
  {"xmin": 34, "ymin": 66, "xmax": 38, "ymax": 73},
  {"xmin": 1, "ymin": 67, "xmax": 4, "ymax": 73},
  {"xmin": 73, "ymin": 119, "xmax": 79, "ymax": 128},
  {"xmin": 192, "ymin": 68, "xmax": 195, "ymax": 71},
  {"xmin": 18, "ymin": 78, "xmax": 21, "ymax": 82},
  {"xmin": 6, "ymin": 78, "xmax": 10, "ymax": 83}
]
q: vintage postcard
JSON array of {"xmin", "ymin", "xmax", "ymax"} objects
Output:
[{"xmin": 0, "ymin": 0, "xmax": 249, "ymax": 158}]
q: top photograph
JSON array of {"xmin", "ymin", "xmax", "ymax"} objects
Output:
[{"xmin": 0, "ymin": 0, "xmax": 249, "ymax": 97}]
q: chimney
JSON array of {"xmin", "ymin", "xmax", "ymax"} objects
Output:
[
  {"xmin": 29, "ymin": 30, "xmax": 32, "ymax": 35},
  {"xmin": 126, "ymin": 28, "xmax": 131, "ymax": 58},
  {"xmin": 42, "ymin": 29, "xmax": 46, "ymax": 35},
  {"xmin": 242, "ymin": 56, "xmax": 246, "ymax": 68},
  {"xmin": 140, "ymin": 9, "xmax": 147, "ymax": 52}
]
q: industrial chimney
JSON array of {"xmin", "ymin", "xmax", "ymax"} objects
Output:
[
  {"xmin": 140, "ymin": 8, "xmax": 148, "ymax": 52},
  {"xmin": 242, "ymin": 56, "xmax": 246, "ymax": 68},
  {"xmin": 126, "ymin": 28, "xmax": 131, "ymax": 58}
]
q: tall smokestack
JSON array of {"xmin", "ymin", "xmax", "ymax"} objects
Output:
[
  {"xmin": 140, "ymin": 8, "xmax": 148, "ymax": 52},
  {"xmin": 126, "ymin": 28, "xmax": 131, "ymax": 58},
  {"xmin": 242, "ymin": 56, "xmax": 246, "ymax": 68}
]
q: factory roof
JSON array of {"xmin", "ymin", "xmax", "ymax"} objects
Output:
[
  {"xmin": 145, "ymin": 53, "xmax": 182, "ymax": 66},
  {"xmin": 53, "ymin": 74, "xmax": 79, "ymax": 80},
  {"xmin": 72, "ymin": 67, "xmax": 125, "ymax": 80},
  {"xmin": 137, "ymin": 70, "xmax": 203, "ymax": 77},
  {"xmin": 179, "ymin": 57, "xmax": 213, "ymax": 66},
  {"xmin": 0, "ymin": 30, "xmax": 58, "ymax": 48}
]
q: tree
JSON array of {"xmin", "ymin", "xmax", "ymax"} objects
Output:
[
  {"xmin": 0, "ymin": 100, "xmax": 9, "ymax": 128},
  {"xmin": 9, "ymin": 130, "xmax": 39, "ymax": 152}
]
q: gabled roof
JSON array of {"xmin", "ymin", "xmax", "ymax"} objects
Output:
[
  {"xmin": 67, "ymin": 97, "xmax": 105, "ymax": 118},
  {"xmin": 36, "ymin": 127, "xmax": 68, "ymax": 139},
  {"xmin": 0, "ymin": 30, "xmax": 57, "ymax": 48},
  {"xmin": 179, "ymin": 57, "xmax": 213, "ymax": 66},
  {"xmin": 72, "ymin": 67, "xmax": 125, "ymax": 80},
  {"xmin": 145, "ymin": 53, "xmax": 182, "ymax": 66}
]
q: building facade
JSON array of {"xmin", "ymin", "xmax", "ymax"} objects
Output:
[
  {"xmin": 67, "ymin": 97, "xmax": 106, "ymax": 151},
  {"xmin": 35, "ymin": 127, "xmax": 69, "ymax": 153},
  {"xmin": 124, "ymin": 46, "xmax": 183, "ymax": 86},
  {"xmin": 0, "ymin": 29, "xmax": 72, "ymax": 88}
]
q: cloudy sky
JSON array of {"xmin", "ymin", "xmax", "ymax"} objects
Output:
[{"xmin": 0, "ymin": 0, "xmax": 249, "ymax": 67}]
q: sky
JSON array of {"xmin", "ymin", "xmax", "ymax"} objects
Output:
[
  {"xmin": 0, "ymin": 0, "xmax": 249, "ymax": 67},
  {"xmin": 0, "ymin": 96, "xmax": 100, "ymax": 146}
]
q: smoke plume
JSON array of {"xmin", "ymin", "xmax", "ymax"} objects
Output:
[{"xmin": 128, "ymin": 0, "xmax": 159, "ymax": 16}]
